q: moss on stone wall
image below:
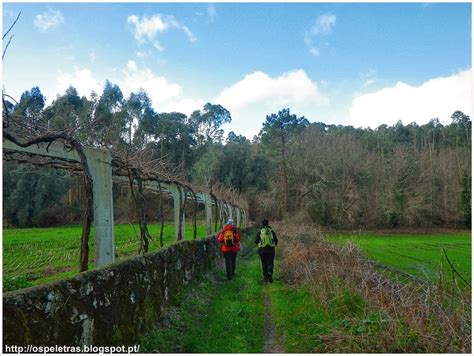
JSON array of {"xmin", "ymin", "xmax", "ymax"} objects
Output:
[{"xmin": 3, "ymin": 236, "xmax": 220, "ymax": 348}]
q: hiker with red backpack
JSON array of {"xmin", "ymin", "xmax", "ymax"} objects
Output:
[
  {"xmin": 217, "ymin": 218, "xmax": 241, "ymax": 280},
  {"xmin": 255, "ymin": 219, "xmax": 278, "ymax": 283}
]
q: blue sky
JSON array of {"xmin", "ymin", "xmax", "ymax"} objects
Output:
[{"xmin": 2, "ymin": 2, "xmax": 472, "ymax": 138}]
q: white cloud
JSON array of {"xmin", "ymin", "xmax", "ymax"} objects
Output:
[
  {"xmin": 119, "ymin": 63, "xmax": 181, "ymax": 105},
  {"xmin": 127, "ymin": 14, "xmax": 196, "ymax": 50},
  {"xmin": 88, "ymin": 52, "xmax": 96, "ymax": 63},
  {"xmin": 360, "ymin": 79, "xmax": 375, "ymax": 89},
  {"xmin": 127, "ymin": 14, "xmax": 167, "ymax": 41},
  {"xmin": 165, "ymin": 16, "xmax": 197, "ymax": 43},
  {"xmin": 126, "ymin": 60, "xmax": 138, "ymax": 71},
  {"xmin": 309, "ymin": 14, "xmax": 336, "ymax": 36},
  {"xmin": 214, "ymin": 70, "xmax": 329, "ymax": 138},
  {"xmin": 207, "ymin": 4, "xmax": 217, "ymax": 20},
  {"xmin": 309, "ymin": 47, "xmax": 320, "ymax": 57},
  {"xmin": 4, "ymin": 9, "xmax": 15, "ymax": 18},
  {"xmin": 34, "ymin": 9, "xmax": 64, "ymax": 31},
  {"xmin": 305, "ymin": 13, "xmax": 336, "ymax": 56},
  {"xmin": 51, "ymin": 68, "xmax": 102, "ymax": 102},
  {"xmin": 117, "ymin": 61, "xmax": 204, "ymax": 115},
  {"xmin": 349, "ymin": 69, "xmax": 472, "ymax": 128},
  {"xmin": 216, "ymin": 70, "xmax": 327, "ymax": 111}
]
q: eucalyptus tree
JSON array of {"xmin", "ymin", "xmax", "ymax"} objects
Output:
[
  {"xmin": 43, "ymin": 86, "xmax": 92, "ymax": 140},
  {"xmin": 124, "ymin": 90, "xmax": 154, "ymax": 150},
  {"xmin": 92, "ymin": 80, "xmax": 127, "ymax": 148},
  {"xmin": 13, "ymin": 86, "xmax": 45, "ymax": 124},
  {"xmin": 259, "ymin": 108, "xmax": 309, "ymax": 213},
  {"xmin": 189, "ymin": 103, "xmax": 232, "ymax": 147}
]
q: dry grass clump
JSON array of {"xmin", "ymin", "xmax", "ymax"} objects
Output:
[{"xmin": 274, "ymin": 221, "xmax": 471, "ymax": 353}]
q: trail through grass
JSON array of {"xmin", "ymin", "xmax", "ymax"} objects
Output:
[
  {"xmin": 139, "ymin": 253, "xmax": 266, "ymax": 353},
  {"xmin": 263, "ymin": 285, "xmax": 285, "ymax": 353}
]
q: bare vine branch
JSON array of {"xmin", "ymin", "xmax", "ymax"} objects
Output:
[{"xmin": 3, "ymin": 11, "xmax": 21, "ymax": 40}]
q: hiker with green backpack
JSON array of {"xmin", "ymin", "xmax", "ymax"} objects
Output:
[{"xmin": 255, "ymin": 219, "xmax": 278, "ymax": 283}]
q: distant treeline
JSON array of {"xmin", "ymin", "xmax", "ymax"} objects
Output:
[{"xmin": 3, "ymin": 83, "xmax": 471, "ymax": 228}]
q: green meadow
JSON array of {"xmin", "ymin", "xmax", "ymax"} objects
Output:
[
  {"xmin": 3, "ymin": 223, "xmax": 207, "ymax": 290},
  {"xmin": 327, "ymin": 231, "xmax": 471, "ymax": 286}
]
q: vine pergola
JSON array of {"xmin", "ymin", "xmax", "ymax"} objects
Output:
[{"xmin": 3, "ymin": 117, "xmax": 249, "ymax": 272}]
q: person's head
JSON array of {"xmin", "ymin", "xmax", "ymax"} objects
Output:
[
  {"xmin": 261, "ymin": 219, "xmax": 269, "ymax": 227},
  {"xmin": 227, "ymin": 218, "xmax": 234, "ymax": 226}
]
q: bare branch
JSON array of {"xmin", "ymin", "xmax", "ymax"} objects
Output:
[
  {"xmin": 2, "ymin": 34, "xmax": 14, "ymax": 60},
  {"xmin": 3, "ymin": 11, "xmax": 21, "ymax": 40}
]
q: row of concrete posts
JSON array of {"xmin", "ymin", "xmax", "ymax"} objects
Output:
[{"xmin": 3, "ymin": 139, "xmax": 249, "ymax": 268}]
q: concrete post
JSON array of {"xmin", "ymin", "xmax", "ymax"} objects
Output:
[
  {"xmin": 204, "ymin": 195, "xmax": 213, "ymax": 235},
  {"xmin": 236, "ymin": 208, "xmax": 242, "ymax": 227},
  {"xmin": 218, "ymin": 201, "xmax": 224, "ymax": 230},
  {"xmin": 84, "ymin": 148, "xmax": 115, "ymax": 267},
  {"xmin": 170, "ymin": 183, "xmax": 185, "ymax": 240},
  {"xmin": 225, "ymin": 204, "xmax": 232, "ymax": 221}
]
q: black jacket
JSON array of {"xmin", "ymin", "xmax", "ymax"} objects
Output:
[{"xmin": 255, "ymin": 225, "xmax": 278, "ymax": 253}]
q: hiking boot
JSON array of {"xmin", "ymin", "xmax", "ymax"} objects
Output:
[{"xmin": 268, "ymin": 274, "xmax": 273, "ymax": 283}]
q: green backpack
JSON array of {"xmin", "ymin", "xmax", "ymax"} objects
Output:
[{"xmin": 258, "ymin": 227, "xmax": 275, "ymax": 248}]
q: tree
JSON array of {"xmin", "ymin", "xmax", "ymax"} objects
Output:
[
  {"xmin": 259, "ymin": 108, "xmax": 309, "ymax": 213},
  {"xmin": 153, "ymin": 112, "xmax": 195, "ymax": 169},
  {"xmin": 3, "ymin": 163, "xmax": 74, "ymax": 227},
  {"xmin": 93, "ymin": 80, "xmax": 126, "ymax": 148},
  {"xmin": 461, "ymin": 171, "xmax": 471, "ymax": 228},
  {"xmin": 125, "ymin": 90, "xmax": 154, "ymax": 149},
  {"xmin": 43, "ymin": 86, "xmax": 91, "ymax": 133},
  {"xmin": 13, "ymin": 86, "xmax": 45, "ymax": 124},
  {"xmin": 189, "ymin": 103, "xmax": 231, "ymax": 147},
  {"xmin": 449, "ymin": 111, "xmax": 471, "ymax": 148},
  {"xmin": 190, "ymin": 144, "xmax": 223, "ymax": 187}
]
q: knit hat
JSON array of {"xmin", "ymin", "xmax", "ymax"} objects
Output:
[{"xmin": 227, "ymin": 218, "xmax": 234, "ymax": 225}]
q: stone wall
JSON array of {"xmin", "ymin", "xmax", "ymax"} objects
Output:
[{"xmin": 3, "ymin": 236, "xmax": 221, "ymax": 347}]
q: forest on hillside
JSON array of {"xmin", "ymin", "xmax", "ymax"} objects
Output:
[{"xmin": 3, "ymin": 83, "xmax": 471, "ymax": 229}]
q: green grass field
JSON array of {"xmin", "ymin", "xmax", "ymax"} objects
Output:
[
  {"xmin": 3, "ymin": 223, "xmax": 207, "ymax": 290},
  {"xmin": 327, "ymin": 231, "xmax": 471, "ymax": 286}
]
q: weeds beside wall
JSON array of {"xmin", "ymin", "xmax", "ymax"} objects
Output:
[
  {"xmin": 275, "ymin": 222, "xmax": 471, "ymax": 353},
  {"xmin": 3, "ymin": 236, "xmax": 221, "ymax": 348}
]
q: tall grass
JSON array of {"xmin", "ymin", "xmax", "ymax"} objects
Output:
[{"xmin": 275, "ymin": 222, "xmax": 471, "ymax": 353}]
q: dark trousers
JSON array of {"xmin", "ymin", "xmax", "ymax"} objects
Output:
[
  {"xmin": 224, "ymin": 252, "xmax": 237, "ymax": 278},
  {"xmin": 259, "ymin": 250, "xmax": 275, "ymax": 277}
]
